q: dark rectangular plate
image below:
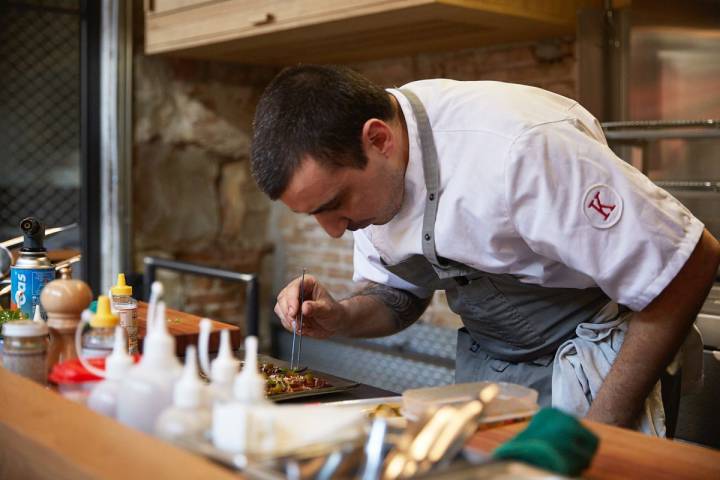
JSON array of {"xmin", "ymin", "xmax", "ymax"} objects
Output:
[
  {"xmin": 233, "ymin": 354, "xmax": 358, "ymax": 401},
  {"xmin": 262, "ymin": 361, "xmax": 358, "ymax": 402}
]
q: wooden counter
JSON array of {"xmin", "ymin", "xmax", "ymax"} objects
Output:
[
  {"xmin": 0, "ymin": 367, "xmax": 239, "ymax": 480},
  {"xmin": 2, "ymin": 361, "xmax": 718, "ymax": 478},
  {"xmin": 467, "ymin": 419, "xmax": 720, "ymax": 479},
  {"xmin": 136, "ymin": 302, "xmax": 242, "ymax": 355}
]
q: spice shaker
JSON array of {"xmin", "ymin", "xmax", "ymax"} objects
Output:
[
  {"xmin": 41, "ymin": 269, "xmax": 92, "ymax": 372},
  {"xmin": 2, "ymin": 319, "xmax": 49, "ymax": 384}
]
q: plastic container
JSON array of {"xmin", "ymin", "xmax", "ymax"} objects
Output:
[
  {"xmin": 155, "ymin": 345, "xmax": 210, "ymax": 442},
  {"xmin": 208, "ymin": 329, "xmax": 239, "ymax": 404},
  {"xmin": 110, "ymin": 273, "xmax": 139, "ymax": 354},
  {"xmin": 81, "ymin": 296, "xmax": 118, "ymax": 358},
  {"xmin": 402, "ymin": 382, "xmax": 539, "ymax": 425},
  {"xmin": 212, "ymin": 335, "xmax": 270, "ymax": 453},
  {"xmin": 48, "ymin": 357, "xmax": 104, "ymax": 403},
  {"xmin": 117, "ymin": 293, "xmax": 183, "ymax": 433},
  {"xmin": 87, "ymin": 327, "xmax": 134, "ymax": 418}
]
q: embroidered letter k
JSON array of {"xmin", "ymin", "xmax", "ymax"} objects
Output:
[{"xmin": 587, "ymin": 191, "xmax": 616, "ymax": 221}]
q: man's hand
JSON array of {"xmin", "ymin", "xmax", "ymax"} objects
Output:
[
  {"xmin": 274, "ymin": 278, "xmax": 431, "ymax": 339},
  {"xmin": 274, "ymin": 274, "xmax": 347, "ymax": 339}
]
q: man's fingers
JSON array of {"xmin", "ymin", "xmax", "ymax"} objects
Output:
[{"xmin": 274, "ymin": 303, "xmax": 294, "ymax": 332}]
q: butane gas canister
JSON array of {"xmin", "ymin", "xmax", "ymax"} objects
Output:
[{"xmin": 10, "ymin": 217, "xmax": 55, "ymax": 318}]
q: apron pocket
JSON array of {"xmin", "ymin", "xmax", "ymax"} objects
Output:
[{"xmin": 449, "ymin": 277, "xmax": 549, "ymax": 350}]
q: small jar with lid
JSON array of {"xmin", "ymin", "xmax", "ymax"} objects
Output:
[{"xmin": 2, "ymin": 319, "xmax": 49, "ymax": 384}]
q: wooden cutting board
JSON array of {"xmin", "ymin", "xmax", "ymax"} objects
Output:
[{"xmin": 136, "ymin": 302, "xmax": 242, "ymax": 356}]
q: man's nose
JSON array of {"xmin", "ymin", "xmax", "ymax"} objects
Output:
[{"xmin": 314, "ymin": 213, "xmax": 348, "ymax": 238}]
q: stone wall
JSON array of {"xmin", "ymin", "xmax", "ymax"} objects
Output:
[
  {"xmin": 132, "ymin": 37, "xmax": 577, "ymax": 333},
  {"xmin": 132, "ymin": 55, "xmax": 278, "ymax": 330}
]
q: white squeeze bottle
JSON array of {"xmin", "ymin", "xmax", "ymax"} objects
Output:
[
  {"xmin": 87, "ymin": 326, "xmax": 133, "ymax": 418},
  {"xmin": 209, "ymin": 330, "xmax": 239, "ymax": 404},
  {"xmin": 155, "ymin": 345, "xmax": 210, "ymax": 443},
  {"xmin": 213, "ymin": 335, "xmax": 274, "ymax": 453},
  {"xmin": 117, "ymin": 293, "xmax": 182, "ymax": 433}
]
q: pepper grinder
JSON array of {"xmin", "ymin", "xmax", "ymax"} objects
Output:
[{"xmin": 41, "ymin": 267, "xmax": 93, "ymax": 372}]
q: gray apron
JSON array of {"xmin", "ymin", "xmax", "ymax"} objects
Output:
[{"xmin": 384, "ymin": 89, "xmax": 616, "ymax": 406}]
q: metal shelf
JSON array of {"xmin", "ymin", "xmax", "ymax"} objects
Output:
[
  {"xmin": 654, "ymin": 181, "xmax": 720, "ymax": 193},
  {"xmin": 603, "ymin": 119, "xmax": 720, "ymax": 141}
]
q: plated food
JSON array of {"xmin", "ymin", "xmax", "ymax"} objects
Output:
[
  {"xmin": 263, "ymin": 366, "xmax": 329, "ymax": 395},
  {"xmin": 241, "ymin": 361, "xmax": 331, "ymax": 396}
]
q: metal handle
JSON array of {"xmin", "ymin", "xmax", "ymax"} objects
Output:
[
  {"xmin": 143, "ymin": 256, "xmax": 260, "ymax": 338},
  {"xmin": 251, "ymin": 12, "xmax": 275, "ymax": 26}
]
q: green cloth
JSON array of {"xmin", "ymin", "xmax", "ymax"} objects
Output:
[{"xmin": 492, "ymin": 407, "xmax": 599, "ymax": 477}]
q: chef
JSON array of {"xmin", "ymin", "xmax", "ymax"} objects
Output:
[{"xmin": 250, "ymin": 65, "xmax": 720, "ymax": 430}]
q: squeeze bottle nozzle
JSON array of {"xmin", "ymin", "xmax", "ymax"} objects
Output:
[
  {"xmin": 105, "ymin": 327, "xmax": 133, "ymax": 380},
  {"xmin": 91, "ymin": 295, "xmax": 119, "ymax": 328},
  {"xmin": 33, "ymin": 304, "xmax": 43, "ymax": 323},
  {"xmin": 111, "ymin": 273, "xmax": 132, "ymax": 296},
  {"xmin": 233, "ymin": 335, "xmax": 266, "ymax": 404},
  {"xmin": 212, "ymin": 329, "xmax": 239, "ymax": 385},
  {"xmin": 143, "ymin": 301, "xmax": 175, "ymax": 363},
  {"xmin": 174, "ymin": 345, "xmax": 204, "ymax": 409}
]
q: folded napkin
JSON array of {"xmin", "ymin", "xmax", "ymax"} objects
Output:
[{"xmin": 492, "ymin": 407, "xmax": 599, "ymax": 477}]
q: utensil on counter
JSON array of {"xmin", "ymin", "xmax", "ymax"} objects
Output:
[
  {"xmin": 381, "ymin": 383, "xmax": 500, "ymax": 479},
  {"xmin": 289, "ymin": 269, "xmax": 306, "ymax": 371}
]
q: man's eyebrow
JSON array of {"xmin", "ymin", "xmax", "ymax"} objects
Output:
[{"xmin": 308, "ymin": 195, "xmax": 341, "ymax": 215}]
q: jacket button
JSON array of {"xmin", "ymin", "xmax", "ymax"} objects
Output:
[
  {"xmin": 424, "ymin": 233, "xmax": 431, "ymax": 241},
  {"xmin": 429, "ymin": 193, "xmax": 435, "ymax": 201}
]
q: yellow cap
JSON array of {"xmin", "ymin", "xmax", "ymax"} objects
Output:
[
  {"xmin": 111, "ymin": 273, "xmax": 132, "ymax": 296},
  {"xmin": 91, "ymin": 295, "xmax": 119, "ymax": 328}
]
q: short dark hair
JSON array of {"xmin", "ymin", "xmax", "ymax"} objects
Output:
[{"xmin": 250, "ymin": 65, "xmax": 394, "ymax": 199}]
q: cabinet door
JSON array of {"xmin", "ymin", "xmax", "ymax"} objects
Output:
[
  {"xmin": 147, "ymin": 0, "xmax": 221, "ymax": 14},
  {"xmin": 146, "ymin": 0, "xmax": 394, "ymax": 55}
]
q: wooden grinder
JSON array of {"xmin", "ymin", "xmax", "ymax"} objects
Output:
[{"xmin": 41, "ymin": 267, "xmax": 93, "ymax": 371}]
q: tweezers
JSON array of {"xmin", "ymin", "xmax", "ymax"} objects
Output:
[{"xmin": 289, "ymin": 269, "xmax": 305, "ymax": 370}]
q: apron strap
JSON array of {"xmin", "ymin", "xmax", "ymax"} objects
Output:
[{"xmin": 398, "ymin": 88, "xmax": 443, "ymax": 266}]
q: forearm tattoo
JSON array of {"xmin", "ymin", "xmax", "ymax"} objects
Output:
[{"xmin": 355, "ymin": 282, "xmax": 431, "ymax": 331}]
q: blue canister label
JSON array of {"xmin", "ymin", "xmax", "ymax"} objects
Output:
[{"xmin": 10, "ymin": 266, "xmax": 55, "ymax": 318}]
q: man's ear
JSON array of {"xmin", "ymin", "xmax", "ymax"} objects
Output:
[{"xmin": 361, "ymin": 119, "xmax": 393, "ymax": 156}]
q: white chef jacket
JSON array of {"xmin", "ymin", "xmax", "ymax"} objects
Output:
[{"xmin": 352, "ymin": 80, "xmax": 704, "ymax": 312}]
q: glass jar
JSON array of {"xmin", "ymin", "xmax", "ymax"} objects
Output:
[
  {"xmin": 2, "ymin": 319, "xmax": 49, "ymax": 384},
  {"xmin": 82, "ymin": 326, "xmax": 116, "ymax": 358}
]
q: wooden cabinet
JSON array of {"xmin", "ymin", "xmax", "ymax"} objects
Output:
[{"xmin": 145, "ymin": 0, "xmax": 594, "ymax": 65}]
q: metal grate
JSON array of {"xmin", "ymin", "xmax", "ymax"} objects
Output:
[
  {"xmin": 275, "ymin": 323, "xmax": 457, "ymax": 393},
  {"xmin": 0, "ymin": 1, "xmax": 81, "ymax": 239}
]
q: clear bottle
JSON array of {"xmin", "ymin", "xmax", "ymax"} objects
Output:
[
  {"xmin": 82, "ymin": 296, "xmax": 118, "ymax": 358},
  {"xmin": 110, "ymin": 273, "xmax": 139, "ymax": 354},
  {"xmin": 155, "ymin": 345, "xmax": 210, "ymax": 442},
  {"xmin": 87, "ymin": 326, "xmax": 134, "ymax": 418}
]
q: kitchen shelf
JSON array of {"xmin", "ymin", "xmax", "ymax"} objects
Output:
[{"xmin": 144, "ymin": 0, "xmax": 596, "ymax": 65}]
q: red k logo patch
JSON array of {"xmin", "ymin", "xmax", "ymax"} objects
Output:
[{"xmin": 582, "ymin": 184, "xmax": 623, "ymax": 229}]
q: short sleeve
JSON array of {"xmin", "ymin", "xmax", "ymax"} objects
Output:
[
  {"xmin": 505, "ymin": 120, "xmax": 704, "ymax": 311},
  {"xmin": 352, "ymin": 230, "xmax": 433, "ymax": 299}
]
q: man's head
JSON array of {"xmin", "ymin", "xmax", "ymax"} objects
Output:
[{"xmin": 251, "ymin": 65, "xmax": 408, "ymax": 238}]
